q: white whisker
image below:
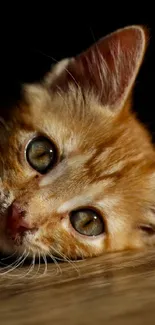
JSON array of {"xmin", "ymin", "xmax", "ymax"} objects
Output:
[
  {"xmin": 36, "ymin": 51, "xmax": 81, "ymax": 89},
  {"xmin": 19, "ymin": 252, "xmax": 36, "ymax": 279},
  {"xmin": 48, "ymin": 253, "xmax": 62, "ymax": 276},
  {"xmin": 0, "ymin": 250, "xmax": 17, "ymax": 262},
  {"xmin": 28, "ymin": 250, "xmax": 42, "ymax": 279},
  {"xmin": 33, "ymin": 249, "xmax": 41, "ymax": 278},
  {"xmin": 0, "ymin": 250, "xmax": 26, "ymax": 271},
  {"xmin": 49, "ymin": 246, "xmax": 80, "ymax": 276},
  {"xmin": 0, "ymin": 250, "xmax": 28, "ymax": 276},
  {"xmin": 40, "ymin": 253, "xmax": 48, "ymax": 277}
]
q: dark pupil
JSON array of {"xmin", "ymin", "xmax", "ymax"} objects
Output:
[
  {"xmin": 70, "ymin": 209, "xmax": 105, "ymax": 237},
  {"xmin": 26, "ymin": 136, "xmax": 56, "ymax": 174}
]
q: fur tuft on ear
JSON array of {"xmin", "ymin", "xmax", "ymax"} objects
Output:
[{"xmin": 44, "ymin": 25, "xmax": 148, "ymax": 111}]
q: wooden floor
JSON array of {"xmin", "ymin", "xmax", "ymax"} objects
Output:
[{"xmin": 0, "ymin": 249, "xmax": 155, "ymax": 325}]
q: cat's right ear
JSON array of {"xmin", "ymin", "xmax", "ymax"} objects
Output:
[{"xmin": 44, "ymin": 25, "xmax": 148, "ymax": 111}]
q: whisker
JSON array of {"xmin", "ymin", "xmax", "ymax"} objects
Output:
[
  {"xmin": 8, "ymin": 251, "xmax": 31, "ymax": 278},
  {"xmin": 33, "ymin": 49, "xmax": 80, "ymax": 89},
  {"xmin": 0, "ymin": 250, "xmax": 26, "ymax": 271},
  {"xmin": 29, "ymin": 249, "xmax": 41, "ymax": 279},
  {"xmin": 63, "ymin": 68, "xmax": 80, "ymax": 90},
  {"xmin": 0, "ymin": 251, "xmax": 29, "ymax": 276},
  {"xmin": 27, "ymin": 250, "xmax": 42, "ymax": 279},
  {"xmin": 35, "ymin": 250, "xmax": 41, "ymax": 278},
  {"xmin": 32, "ymin": 49, "xmax": 58, "ymax": 62},
  {"xmin": 21, "ymin": 252, "xmax": 36, "ymax": 279},
  {"xmin": 14, "ymin": 251, "xmax": 34, "ymax": 279},
  {"xmin": 0, "ymin": 250, "xmax": 17, "ymax": 262},
  {"xmin": 40, "ymin": 253, "xmax": 48, "ymax": 277},
  {"xmin": 48, "ymin": 253, "xmax": 62, "ymax": 276},
  {"xmin": 56, "ymin": 90, "xmax": 73, "ymax": 120},
  {"xmin": 49, "ymin": 246, "xmax": 80, "ymax": 276}
]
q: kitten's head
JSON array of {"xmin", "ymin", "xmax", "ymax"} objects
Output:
[{"xmin": 1, "ymin": 25, "xmax": 155, "ymax": 260}]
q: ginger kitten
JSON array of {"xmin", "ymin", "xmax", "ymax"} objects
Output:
[{"xmin": 0, "ymin": 25, "xmax": 155, "ymax": 261}]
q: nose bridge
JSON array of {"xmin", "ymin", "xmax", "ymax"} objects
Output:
[
  {"xmin": 7, "ymin": 200, "xmax": 37, "ymax": 239},
  {"xmin": 0, "ymin": 175, "xmax": 40, "ymax": 220},
  {"xmin": 12, "ymin": 175, "xmax": 40, "ymax": 198},
  {"xmin": 10, "ymin": 200, "xmax": 25, "ymax": 221}
]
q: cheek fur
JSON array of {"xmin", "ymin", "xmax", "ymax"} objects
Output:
[
  {"xmin": 2, "ymin": 31, "xmax": 155, "ymax": 261},
  {"xmin": 26, "ymin": 215, "xmax": 106, "ymax": 259}
]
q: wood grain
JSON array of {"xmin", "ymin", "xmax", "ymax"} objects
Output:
[{"xmin": 1, "ymin": 249, "xmax": 155, "ymax": 325}]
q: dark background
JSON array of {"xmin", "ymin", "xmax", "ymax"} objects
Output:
[{"xmin": 0, "ymin": 8, "xmax": 154, "ymax": 139}]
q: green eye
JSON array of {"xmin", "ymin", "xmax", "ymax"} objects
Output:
[
  {"xmin": 70, "ymin": 209, "xmax": 105, "ymax": 236},
  {"xmin": 26, "ymin": 136, "xmax": 57, "ymax": 174}
]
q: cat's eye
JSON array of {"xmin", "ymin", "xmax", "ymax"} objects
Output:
[
  {"xmin": 70, "ymin": 209, "xmax": 105, "ymax": 236},
  {"xmin": 139, "ymin": 224, "xmax": 155, "ymax": 236},
  {"xmin": 26, "ymin": 136, "xmax": 57, "ymax": 174}
]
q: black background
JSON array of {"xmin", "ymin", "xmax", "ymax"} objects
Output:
[{"xmin": 0, "ymin": 7, "xmax": 154, "ymax": 140}]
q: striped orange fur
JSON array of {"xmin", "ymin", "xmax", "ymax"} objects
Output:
[{"xmin": 0, "ymin": 25, "xmax": 155, "ymax": 261}]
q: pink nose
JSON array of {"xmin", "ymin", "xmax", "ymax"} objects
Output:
[{"xmin": 7, "ymin": 201, "xmax": 32, "ymax": 237}]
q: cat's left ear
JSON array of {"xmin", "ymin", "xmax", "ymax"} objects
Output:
[{"xmin": 44, "ymin": 25, "xmax": 148, "ymax": 111}]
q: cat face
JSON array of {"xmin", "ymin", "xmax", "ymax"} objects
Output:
[{"xmin": 1, "ymin": 25, "xmax": 155, "ymax": 260}]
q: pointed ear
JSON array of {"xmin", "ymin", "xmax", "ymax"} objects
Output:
[{"xmin": 44, "ymin": 25, "xmax": 148, "ymax": 110}]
